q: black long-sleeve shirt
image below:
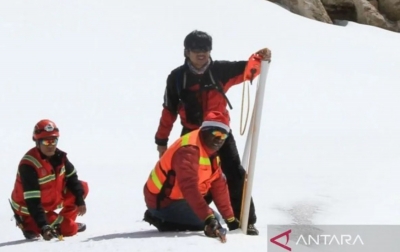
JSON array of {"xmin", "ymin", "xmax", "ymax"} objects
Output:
[{"xmin": 18, "ymin": 149, "xmax": 84, "ymax": 229}]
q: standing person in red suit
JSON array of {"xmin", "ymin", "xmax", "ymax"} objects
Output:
[{"xmin": 154, "ymin": 30, "xmax": 271, "ymax": 235}]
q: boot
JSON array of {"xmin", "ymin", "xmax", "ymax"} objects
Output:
[
  {"xmin": 247, "ymin": 224, "xmax": 259, "ymax": 235},
  {"xmin": 53, "ymin": 223, "xmax": 85, "ymax": 236},
  {"xmin": 77, "ymin": 222, "xmax": 86, "ymax": 232},
  {"xmin": 22, "ymin": 230, "xmax": 40, "ymax": 240}
]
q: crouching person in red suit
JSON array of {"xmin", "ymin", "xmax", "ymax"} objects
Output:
[{"xmin": 10, "ymin": 119, "xmax": 89, "ymax": 240}]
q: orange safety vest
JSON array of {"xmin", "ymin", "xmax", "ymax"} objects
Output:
[
  {"xmin": 11, "ymin": 147, "xmax": 70, "ymax": 216},
  {"xmin": 146, "ymin": 129, "xmax": 221, "ymax": 207}
]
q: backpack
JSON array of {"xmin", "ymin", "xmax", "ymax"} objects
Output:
[{"xmin": 175, "ymin": 65, "xmax": 233, "ymax": 110}]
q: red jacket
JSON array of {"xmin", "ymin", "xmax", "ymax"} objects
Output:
[
  {"xmin": 11, "ymin": 147, "xmax": 67, "ymax": 215},
  {"xmin": 144, "ymin": 130, "xmax": 234, "ymax": 221},
  {"xmin": 155, "ymin": 59, "xmax": 248, "ymax": 146}
]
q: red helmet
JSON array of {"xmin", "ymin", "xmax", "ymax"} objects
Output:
[{"xmin": 32, "ymin": 119, "xmax": 60, "ymax": 141}]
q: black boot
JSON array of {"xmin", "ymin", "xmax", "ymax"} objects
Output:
[
  {"xmin": 247, "ymin": 224, "xmax": 259, "ymax": 236},
  {"xmin": 22, "ymin": 230, "xmax": 40, "ymax": 240},
  {"xmin": 53, "ymin": 223, "xmax": 85, "ymax": 236},
  {"xmin": 77, "ymin": 223, "xmax": 86, "ymax": 232}
]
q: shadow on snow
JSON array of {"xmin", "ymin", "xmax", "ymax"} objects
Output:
[
  {"xmin": 85, "ymin": 229, "xmax": 204, "ymax": 241},
  {"xmin": 0, "ymin": 239, "xmax": 38, "ymax": 247}
]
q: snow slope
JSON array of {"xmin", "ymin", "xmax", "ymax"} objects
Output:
[{"xmin": 1, "ymin": 0, "xmax": 400, "ymax": 251}]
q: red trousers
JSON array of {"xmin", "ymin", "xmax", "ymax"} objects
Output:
[{"xmin": 21, "ymin": 181, "xmax": 89, "ymax": 237}]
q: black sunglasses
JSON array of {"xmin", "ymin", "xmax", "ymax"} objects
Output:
[{"xmin": 189, "ymin": 47, "xmax": 211, "ymax": 53}]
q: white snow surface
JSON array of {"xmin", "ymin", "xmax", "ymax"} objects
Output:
[{"xmin": 1, "ymin": 0, "xmax": 400, "ymax": 251}]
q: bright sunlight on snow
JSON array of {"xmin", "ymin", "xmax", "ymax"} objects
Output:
[{"xmin": 1, "ymin": 0, "xmax": 400, "ymax": 251}]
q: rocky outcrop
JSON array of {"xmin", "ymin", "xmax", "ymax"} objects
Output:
[
  {"xmin": 267, "ymin": 0, "xmax": 400, "ymax": 32},
  {"xmin": 379, "ymin": 0, "xmax": 400, "ymax": 21},
  {"xmin": 269, "ymin": 0, "xmax": 331, "ymax": 23},
  {"xmin": 354, "ymin": 0, "xmax": 399, "ymax": 31},
  {"xmin": 321, "ymin": 0, "xmax": 356, "ymax": 21}
]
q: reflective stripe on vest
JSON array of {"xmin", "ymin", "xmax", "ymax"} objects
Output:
[
  {"xmin": 11, "ymin": 199, "xmax": 64, "ymax": 216},
  {"xmin": 147, "ymin": 131, "xmax": 212, "ymax": 197},
  {"xmin": 181, "ymin": 133, "xmax": 211, "ymax": 166},
  {"xmin": 12, "ymin": 148, "xmax": 68, "ymax": 216},
  {"xmin": 146, "ymin": 163, "xmax": 167, "ymax": 193},
  {"xmin": 151, "ymin": 168, "xmax": 163, "ymax": 190},
  {"xmin": 22, "ymin": 155, "xmax": 57, "ymax": 186},
  {"xmin": 66, "ymin": 167, "xmax": 76, "ymax": 178},
  {"xmin": 23, "ymin": 190, "xmax": 41, "ymax": 199},
  {"xmin": 22, "ymin": 155, "xmax": 42, "ymax": 168},
  {"xmin": 39, "ymin": 174, "xmax": 56, "ymax": 185},
  {"xmin": 50, "ymin": 215, "xmax": 64, "ymax": 228},
  {"xmin": 10, "ymin": 200, "xmax": 29, "ymax": 215}
]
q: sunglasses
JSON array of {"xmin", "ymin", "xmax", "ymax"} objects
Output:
[
  {"xmin": 212, "ymin": 130, "xmax": 228, "ymax": 140},
  {"xmin": 40, "ymin": 138, "xmax": 58, "ymax": 146},
  {"xmin": 189, "ymin": 47, "xmax": 211, "ymax": 54}
]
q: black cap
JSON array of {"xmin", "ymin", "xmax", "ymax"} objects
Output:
[{"xmin": 184, "ymin": 30, "xmax": 212, "ymax": 51}]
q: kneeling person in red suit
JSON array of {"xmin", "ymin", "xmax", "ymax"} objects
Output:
[
  {"xmin": 144, "ymin": 111, "xmax": 240, "ymax": 241},
  {"xmin": 10, "ymin": 119, "xmax": 89, "ymax": 240}
]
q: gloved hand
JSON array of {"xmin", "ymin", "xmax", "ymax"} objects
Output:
[
  {"xmin": 41, "ymin": 225, "xmax": 56, "ymax": 241},
  {"xmin": 244, "ymin": 48, "xmax": 271, "ymax": 83},
  {"xmin": 226, "ymin": 217, "xmax": 240, "ymax": 231},
  {"xmin": 157, "ymin": 145, "xmax": 167, "ymax": 158},
  {"xmin": 204, "ymin": 216, "xmax": 223, "ymax": 238},
  {"xmin": 255, "ymin": 48, "xmax": 272, "ymax": 62}
]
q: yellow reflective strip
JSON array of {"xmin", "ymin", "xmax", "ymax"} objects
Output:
[
  {"xmin": 11, "ymin": 201, "xmax": 20, "ymax": 211},
  {"xmin": 20, "ymin": 206, "xmax": 29, "ymax": 215},
  {"xmin": 50, "ymin": 215, "xmax": 64, "ymax": 227},
  {"xmin": 151, "ymin": 169, "xmax": 162, "ymax": 190},
  {"xmin": 181, "ymin": 133, "xmax": 190, "ymax": 146},
  {"xmin": 66, "ymin": 168, "xmax": 76, "ymax": 178},
  {"xmin": 38, "ymin": 174, "xmax": 56, "ymax": 184},
  {"xmin": 23, "ymin": 191, "xmax": 41, "ymax": 199},
  {"xmin": 59, "ymin": 166, "xmax": 66, "ymax": 176},
  {"xmin": 11, "ymin": 200, "xmax": 29, "ymax": 215},
  {"xmin": 22, "ymin": 155, "xmax": 42, "ymax": 168},
  {"xmin": 199, "ymin": 157, "xmax": 211, "ymax": 165}
]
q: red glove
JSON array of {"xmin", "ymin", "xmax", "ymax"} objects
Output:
[
  {"xmin": 244, "ymin": 48, "xmax": 272, "ymax": 83},
  {"xmin": 244, "ymin": 54, "xmax": 262, "ymax": 83}
]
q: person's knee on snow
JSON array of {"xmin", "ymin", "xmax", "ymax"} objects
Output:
[{"xmin": 144, "ymin": 209, "xmax": 204, "ymax": 232}]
